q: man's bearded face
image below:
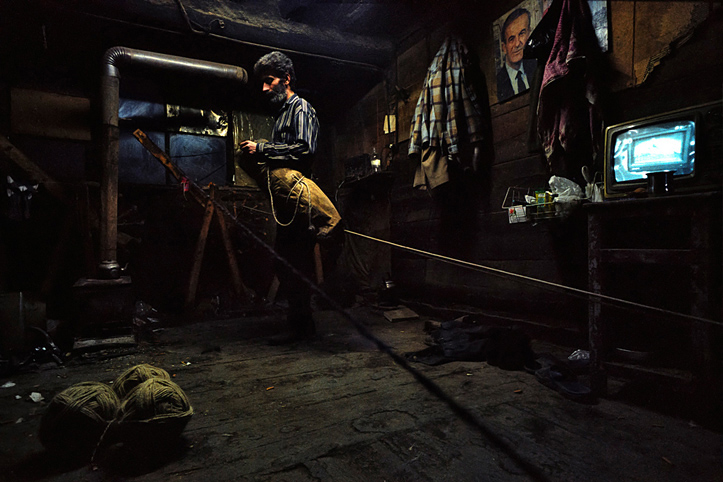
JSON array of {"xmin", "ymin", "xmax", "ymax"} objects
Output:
[{"xmin": 262, "ymin": 75, "xmax": 287, "ymax": 109}]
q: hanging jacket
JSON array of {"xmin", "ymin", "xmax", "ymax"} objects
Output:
[
  {"xmin": 408, "ymin": 37, "xmax": 485, "ymax": 189},
  {"xmin": 537, "ymin": 0, "xmax": 603, "ymax": 169}
]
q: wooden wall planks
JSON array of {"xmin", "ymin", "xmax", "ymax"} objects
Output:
[{"xmin": 329, "ymin": 1, "xmax": 721, "ymax": 323}]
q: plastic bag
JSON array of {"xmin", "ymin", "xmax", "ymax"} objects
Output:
[
  {"xmin": 568, "ymin": 349, "xmax": 590, "ymax": 362},
  {"xmin": 581, "ymin": 166, "xmax": 603, "ymax": 202},
  {"xmin": 585, "ymin": 182, "xmax": 604, "ymax": 202},
  {"xmin": 548, "ymin": 175, "xmax": 583, "ymax": 203}
]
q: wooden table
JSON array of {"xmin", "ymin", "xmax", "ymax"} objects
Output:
[{"xmin": 585, "ymin": 192, "xmax": 722, "ymax": 395}]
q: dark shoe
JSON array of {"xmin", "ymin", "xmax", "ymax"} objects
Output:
[{"xmin": 535, "ymin": 364, "xmax": 596, "ymax": 404}]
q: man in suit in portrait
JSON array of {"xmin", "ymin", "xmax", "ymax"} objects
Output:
[{"xmin": 496, "ymin": 7, "xmax": 537, "ymax": 103}]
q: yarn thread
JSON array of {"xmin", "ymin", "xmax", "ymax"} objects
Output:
[
  {"xmin": 38, "ymin": 381, "xmax": 120, "ymax": 456},
  {"xmin": 112, "ymin": 363, "xmax": 171, "ymax": 399},
  {"xmin": 119, "ymin": 377, "xmax": 194, "ymax": 423},
  {"xmin": 39, "ymin": 364, "xmax": 193, "ymax": 463}
]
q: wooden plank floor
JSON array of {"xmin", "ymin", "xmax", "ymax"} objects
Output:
[{"xmin": 0, "ymin": 306, "xmax": 720, "ymax": 481}]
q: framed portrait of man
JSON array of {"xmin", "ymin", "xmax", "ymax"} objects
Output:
[{"xmin": 494, "ymin": 0, "xmax": 543, "ymax": 103}]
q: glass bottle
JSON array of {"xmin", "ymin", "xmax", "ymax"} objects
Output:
[{"xmin": 370, "ymin": 147, "xmax": 381, "ymax": 173}]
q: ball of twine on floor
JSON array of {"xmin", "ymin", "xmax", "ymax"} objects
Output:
[
  {"xmin": 117, "ymin": 378, "xmax": 194, "ymax": 444},
  {"xmin": 112, "ymin": 363, "xmax": 171, "ymax": 399},
  {"xmin": 39, "ymin": 381, "xmax": 120, "ymax": 457}
]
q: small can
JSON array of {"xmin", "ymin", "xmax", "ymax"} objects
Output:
[{"xmin": 535, "ymin": 190, "xmax": 546, "ymax": 214}]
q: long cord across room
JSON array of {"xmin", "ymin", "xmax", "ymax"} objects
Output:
[
  {"xmin": 229, "ymin": 194, "xmax": 722, "ymax": 329},
  {"xmin": 345, "ymin": 229, "xmax": 723, "ymax": 329}
]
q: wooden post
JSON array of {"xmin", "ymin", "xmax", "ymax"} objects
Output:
[
  {"xmin": 587, "ymin": 209, "xmax": 607, "ymax": 397},
  {"xmin": 267, "ymin": 276, "xmax": 280, "ymax": 304},
  {"xmin": 313, "ymin": 243, "xmax": 324, "ymax": 285},
  {"xmin": 0, "ymin": 137, "xmax": 70, "ymax": 203},
  {"xmin": 212, "ymin": 185, "xmax": 246, "ymax": 300},
  {"xmin": 134, "ymin": 129, "xmax": 255, "ymax": 308},
  {"xmin": 186, "ymin": 197, "xmax": 215, "ymax": 309}
]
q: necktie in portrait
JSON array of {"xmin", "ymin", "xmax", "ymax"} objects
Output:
[{"xmin": 516, "ymin": 70, "xmax": 525, "ymax": 94}]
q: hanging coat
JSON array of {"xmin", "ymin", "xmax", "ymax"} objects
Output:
[
  {"xmin": 537, "ymin": 0, "xmax": 604, "ymax": 171},
  {"xmin": 408, "ymin": 37, "xmax": 485, "ymax": 189}
]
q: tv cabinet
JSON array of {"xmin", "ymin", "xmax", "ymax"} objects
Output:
[{"xmin": 585, "ymin": 192, "xmax": 722, "ymax": 396}]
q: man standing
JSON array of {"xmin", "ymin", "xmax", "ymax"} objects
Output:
[
  {"xmin": 496, "ymin": 8, "xmax": 538, "ymax": 103},
  {"xmin": 240, "ymin": 51, "xmax": 341, "ymax": 343}
]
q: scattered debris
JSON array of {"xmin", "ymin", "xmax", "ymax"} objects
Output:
[
  {"xmin": 424, "ymin": 320, "xmax": 441, "ymax": 332},
  {"xmin": 73, "ymin": 336, "xmax": 136, "ymax": 351},
  {"xmin": 2, "ymin": 381, "xmax": 16, "ymax": 388},
  {"xmin": 133, "ymin": 300, "xmax": 163, "ymax": 343},
  {"xmin": 27, "ymin": 326, "xmax": 64, "ymax": 365},
  {"xmin": 383, "ymin": 306, "xmax": 419, "ymax": 322},
  {"xmin": 29, "ymin": 392, "xmax": 44, "ymax": 403}
]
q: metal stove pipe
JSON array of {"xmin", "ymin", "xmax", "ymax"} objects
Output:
[{"xmin": 98, "ymin": 46, "xmax": 248, "ymax": 279}]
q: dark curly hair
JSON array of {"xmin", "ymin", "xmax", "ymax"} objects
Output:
[{"xmin": 253, "ymin": 51, "xmax": 297, "ymax": 90}]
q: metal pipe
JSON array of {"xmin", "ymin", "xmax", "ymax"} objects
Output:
[
  {"xmin": 71, "ymin": 7, "xmax": 386, "ymax": 72},
  {"xmin": 98, "ymin": 46, "xmax": 248, "ymax": 279},
  {"xmin": 171, "ymin": 0, "xmax": 385, "ymax": 72}
]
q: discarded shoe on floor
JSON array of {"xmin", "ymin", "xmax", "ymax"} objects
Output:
[{"xmin": 535, "ymin": 363, "xmax": 596, "ymax": 404}]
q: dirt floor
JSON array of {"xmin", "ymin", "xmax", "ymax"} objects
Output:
[{"xmin": 0, "ymin": 303, "xmax": 721, "ymax": 482}]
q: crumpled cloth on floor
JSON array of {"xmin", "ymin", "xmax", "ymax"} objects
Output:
[{"xmin": 406, "ymin": 316, "xmax": 536, "ymax": 371}]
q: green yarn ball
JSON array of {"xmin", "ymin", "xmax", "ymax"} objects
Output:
[
  {"xmin": 38, "ymin": 381, "xmax": 120, "ymax": 457},
  {"xmin": 112, "ymin": 363, "xmax": 171, "ymax": 399},
  {"xmin": 117, "ymin": 378, "xmax": 194, "ymax": 444}
]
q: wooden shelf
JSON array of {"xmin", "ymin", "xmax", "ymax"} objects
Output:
[{"xmin": 585, "ymin": 192, "xmax": 722, "ymax": 396}]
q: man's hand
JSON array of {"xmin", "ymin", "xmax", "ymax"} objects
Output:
[{"xmin": 239, "ymin": 140, "xmax": 258, "ymax": 155}]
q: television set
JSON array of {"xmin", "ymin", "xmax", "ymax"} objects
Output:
[{"xmin": 603, "ymin": 100, "xmax": 722, "ymax": 198}]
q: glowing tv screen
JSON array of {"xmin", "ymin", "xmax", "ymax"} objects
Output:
[
  {"xmin": 603, "ymin": 101, "xmax": 722, "ymax": 198},
  {"xmin": 612, "ymin": 120, "xmax": 695, "ymax": 182}
]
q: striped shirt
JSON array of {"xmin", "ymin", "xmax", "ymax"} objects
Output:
[{"xmin": 258, "ymin": 94, "xmax": 319, "ymax": 176}]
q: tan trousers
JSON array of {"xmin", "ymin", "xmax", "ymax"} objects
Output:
[{"xmin": 266, "ymin": 168, "xmax": 342, "ymax": 240}]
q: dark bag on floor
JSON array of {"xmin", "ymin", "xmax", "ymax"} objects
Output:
[{"xmin": 407, "ymin": 316, "xmax": 536, "ymax": 370}]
